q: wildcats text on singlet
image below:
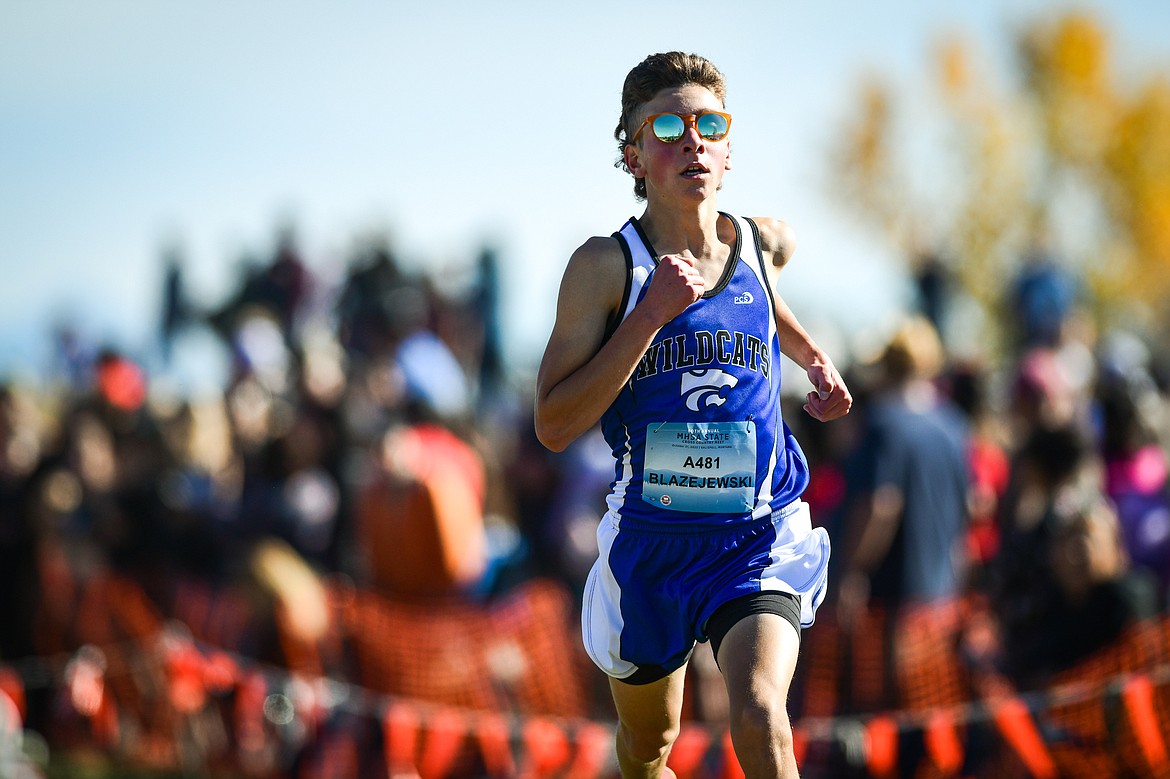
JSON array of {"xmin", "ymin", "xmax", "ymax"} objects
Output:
[{"xmin": 635, "ymin": 328, "xmax": 770, "ymax": 380}]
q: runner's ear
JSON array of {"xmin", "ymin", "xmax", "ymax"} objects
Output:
[{"xmin": 625, "ymin": 143, "xmax": 646, "ymax": 181}]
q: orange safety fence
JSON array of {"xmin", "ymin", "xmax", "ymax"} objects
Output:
[
  {"xmin": 342, "ymin": 578, "xmax": 587, "ymax": 719},
  {"xmin": 6, "ymin": 568, "xmax": 606, "ymax": 777},
  {"xmin": 4, "ymin": 573, "xmax": 1170, "ymax": 778},
  {"xmin": 1036, "ymin": 618, "xmax": 1170, "ymax": 779},
  {"xmin": 793, "ymin": 597, "xmax": 1170, "ymax": 778}
]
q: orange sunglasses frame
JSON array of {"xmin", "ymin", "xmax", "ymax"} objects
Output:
[{"xmin": 631, "ymin": 111, "xmax": 733, "ymax": 144}]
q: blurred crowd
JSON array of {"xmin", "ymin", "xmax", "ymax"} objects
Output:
[
  {"xmin": 802, "ymin": 242, "xmax": 1169, "ymax": 701},
  {"xmin": 1, "ymin": 225, "xmax": 1169, "ymax": 775}
]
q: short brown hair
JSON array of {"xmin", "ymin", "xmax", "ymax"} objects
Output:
[
  {"xmin": 615, "ymin": 52, "xmax": 728, "ymax": 201},
  {"xmin": 879, "ymin": 316, "xmax": 945, "ymax": 383}
]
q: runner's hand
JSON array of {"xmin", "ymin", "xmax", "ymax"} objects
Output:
[
  {"xmin": 642, "ymin": 255, "xmax": 705, "ymax": 327},
  {"xmin": 803, "ymin": 359, "xmax": 852, "ymax": 421}
]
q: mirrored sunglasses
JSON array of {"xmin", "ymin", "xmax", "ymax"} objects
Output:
[{"xmin": 631, "ymin": 111, "xmax": 732, "ymax": 144}]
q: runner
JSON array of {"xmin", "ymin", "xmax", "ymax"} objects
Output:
[{"xmin": 534, "ymin": 51, "xmax": 853, "ymax": 778}]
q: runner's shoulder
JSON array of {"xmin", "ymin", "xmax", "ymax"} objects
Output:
[
  {"xmin": 564, "ymin": 234, "xmax": 628, "ymax": 288},
  {"xmin": 747, "ymin": 217, "xmax": 797, "ymax": 268}
]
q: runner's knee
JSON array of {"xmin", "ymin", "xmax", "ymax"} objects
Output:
[
  {"xmin": 729, "ymin": 698, "xmax": 792, "ymax": 752},
  {"xmin": 616, "ymin": 719, "xmax": 680, "ymax": 764}
]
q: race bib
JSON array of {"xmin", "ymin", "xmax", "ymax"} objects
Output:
[{"xmin": 642, "ymin": 421, "xmax": 756, "ymax": 513}]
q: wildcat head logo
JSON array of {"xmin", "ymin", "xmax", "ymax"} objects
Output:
[{"xmin": 681, "ymin": 369, "xmax": 738, "ymax": 411}]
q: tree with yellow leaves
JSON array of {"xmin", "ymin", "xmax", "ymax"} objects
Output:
[{"xmin": 833, "ymin": 11, "xmax": 1170, "ymax": 356}]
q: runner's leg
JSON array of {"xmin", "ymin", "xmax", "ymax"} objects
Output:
[
  {"xmin": 717, "ymin": 614, "xmax": 801, "ymax": 778},
  {"xmin": 608, "ymin": 665, "xmax": 688, "ymax": 779}
]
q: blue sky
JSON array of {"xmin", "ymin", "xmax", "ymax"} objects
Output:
[{"xmin": 2, "ymin": 1, "xmax": 1168, "ymax": 390}]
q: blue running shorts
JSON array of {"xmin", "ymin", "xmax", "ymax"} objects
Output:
[{"xmin": 581, "ymin": 500, "xmax": 830, "ymax": 682}]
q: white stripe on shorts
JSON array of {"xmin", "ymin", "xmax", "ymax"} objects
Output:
[
  {"xmin": 581, "ymin": 512, "xmax": 636, "ymax": 679},
  {"xmin": 759, "ymin": 501, "xmax": 831, "ymax": 628}
]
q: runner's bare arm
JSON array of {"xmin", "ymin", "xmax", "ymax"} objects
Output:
[
  {"xmin": 535, "ymin": 236, "xmax": 704, "ymax": 451},
  {"xmin": 753, "ymin": 216, "xmax": 853, "ymax": 422}
]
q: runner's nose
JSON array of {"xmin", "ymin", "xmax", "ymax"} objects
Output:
[
  {"xmin": 679, "ymin": 118, "xmax": 708, "ymax": 152},
  {"xmin": 681, "ymin": 127, "xmax": 705, "ymax": 153}
]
